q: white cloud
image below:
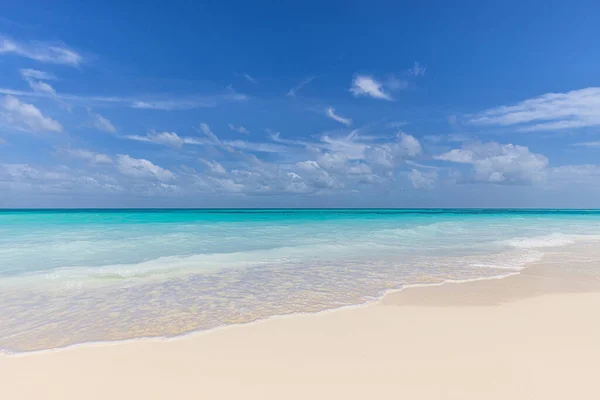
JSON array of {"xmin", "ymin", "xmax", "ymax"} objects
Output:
[
  {"xmin": 408, "ymin": 169, "xmax": 437, "ymax": 189},
  {"xmin": 435, "ymin": 142, "xmax": 548, "ymax": 185},
  {"xmin": 131, "ymin": 90, "xmax": 248, "ymax": 110},
  {"xmin": 408, "ymin": 61, "xmax": 426, "ymax": 77},
  {"xmin": 0, "ymin": 88, "xmax": 247, "ymax": 110},
  {"xmin": 228, "ymin": 124, "xmax": 250, "ymax": 134},
  {"xmin": 424, "ymin": 133, "xmax": 469, "ymax": 143},
  {"xmin": 350, "ymin": 75, "xmax": 393, "ymax": 100},
  {"xmin": 0, "ymin": 95, "xmax": 62, "ymax": 132},
  {"xmin": 470, "ymin": 87, "xmax": 600, "ymax": 131},
  {"xmin": 295, "ymin": 160, "xmax": 341, "ymax": 190},
  {"xmin": 0, "ymin": 36, "xmax": 82, "ymax": 66},
  {"xmin": 90, "ymin": 112, "xmax": 116, "ymax": 133},
  {"xmin": 124, "ymin": 130, "xmax": 206, "ymax": 148},
  {"xmin": 198, "ymin": 123, "xmax": 222, "ymax": 145},
  {"xmin": 131, "ymin": 100, "xmax": 208, "ymax": 110},
  {"xmin": 0, "ymin": 163, "xmax": 122, "ymax": 194},
  {"xmin": 116, "ymin": 155, "xmax": 174, "ymax": 182},
  {"xmin": 20, "ymin": 69, "xmax": 57, "ymax": 81},
  {"xmin": 326, "ymin": 107, "xmax": 352, "ymax": 126},
  {"xmin": 364, "ymin": 134, "xmax": 421, "ymax": 168},
  {"xmin": 571, "ymin": 141, "xmax": 600, "ymax": 147},
  {"xmin": 61, "ymin": 148, "xmax": 113, "ymax": 164},
  {"xmin": 199, "ymin": 159, "xmax": 227, "ymax": 176},
  {"xmin": 237, "ymin": 73, "xmax": 258, "ymax": 84},
  {"xmin": 549, "ymin": 164, "xmax": 600, "ymax": 185},
  {"xmin": 19, "ymin": 68, "xmax": 57, "ymax": 96},
  {"xmin": 397, "ymin": 133, "xmax": 422, "ymax": 156},
  {"xmin": 287, "ymin": 76, "xmax": 315, "ymax": 97},
  {"xmin": 224, "ymin": 140, "xmax": 288, "ymax": 153},
  {"xmin": 27, "ymin": 80, "xmax": 56, "ymax": 96}
]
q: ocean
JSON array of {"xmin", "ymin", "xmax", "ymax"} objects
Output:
[{"xmin": 1, "ymin": 209, "xmax": 600, "ymax": 352}]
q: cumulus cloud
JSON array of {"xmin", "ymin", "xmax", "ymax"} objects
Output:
[
  {"xmin": 0, "ymin": 95, "xmax": 62, "ymax": 132},
  {"xmin": 350, "ymin": 75, "xmax": 393, "ymax": 100},
  {"xmin": 364, "ymin": 133, "xmax": 422, "ymax": 168},
  {"xmin": 287, "ymin": 76, "xmax": 315, "ymax": 97},
  {"xmin": 116, "ymin": 155, "xmax": 174, "ymax": 182},
  {"xmin": 326, "ymin": 107, "xmax": 352, "ymax": 126},
  {"xmin": 228, "ymin": 124, "xmax": 250, "ymax": 134},
  {"xmin": 408, "ymin": 169, "xmax": 437, "ymax": 189},
  {"xmin": 0, "ymin": 36, "xmax": 83, "ymax": 66},
  {"xmin": 435, "ymin": 142, "xmax": 548, "ymax": 185},
  {"xmin": 470, "ymin": 87, "xmax": 600, "ymax": 131}
]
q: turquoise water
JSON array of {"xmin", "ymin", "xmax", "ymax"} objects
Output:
[{"xmin": 2, "ymin": 209, "xmax": 600, "ymax": 352}]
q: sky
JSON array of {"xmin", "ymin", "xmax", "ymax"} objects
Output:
[{"xmin": 1, "ymin": 0, "xmax": 600, "ymax": 208}]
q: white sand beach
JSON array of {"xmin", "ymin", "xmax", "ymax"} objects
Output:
[{"xmin": 2, "ymin": 257, "xmax": 600, "ymax": 400}]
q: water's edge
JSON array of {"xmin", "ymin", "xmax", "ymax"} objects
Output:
[{"xmin": 1, "ymin": 269, "xmax": 522, "ymax": 357}]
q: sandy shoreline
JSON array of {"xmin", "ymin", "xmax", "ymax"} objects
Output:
[{"xmin": 2, "ymin": 254, "xmax": 600, "ymax": 399}]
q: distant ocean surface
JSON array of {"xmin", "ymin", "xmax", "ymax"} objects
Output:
[{"xmin": 2, "ymin": 209, "xmax": 600, "ymax": 352}]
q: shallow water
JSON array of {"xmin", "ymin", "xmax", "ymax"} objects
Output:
[{"xmin": 2, "ymin": 209, "xmax": 600, "ymax": 352}]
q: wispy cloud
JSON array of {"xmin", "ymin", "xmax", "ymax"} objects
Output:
[
  {"xmin": 124, "ymin": 130, "xmax": 206, "ymax": 148},
  {"xmin": 228, "ymin": 124, "xmax": 250, "ymax": 134},
  {"xmin": 424, "ymin": 133, "xmax": 470, "ymax": 143},
  {"xmin": 287, "ymin": 76, "xmax": 315, "ymax": 97},
  {"xmin": 19, "ymin": 68, "xmax": 57, "ymax": 96},
  {"xmin": 89, "ymin": 110, "xmax": 116, "ymax": 133},
  {"xmin": 130, "ymin": 100, "xmax": 211, "ymax": 110},
  {"xmin": 470, "ymin": 87, "xmax": 600, "ymax": 131},
  {"xmin": 0, "ymin": 95, "xmax": 62, "ymax": 132},
  {"xmin": 236, "ymin": 73, "xmax": 258, "ymax": 84},
  {"xmin": 0, "ymin": 87, "xmax": 248, "ymax": 110},
  {"xmin": 0, "ymin": 36, "xmax": 83, "ymax": 67},
  {"xmin": 571, "ymin": 141, "xmax": 600, "ymax": 147},
  {"xmin": 198, "ymin": 123, "xmax": 222, "ymax": 145},
  {"xmin": 349, "ymin": 75, "xmax": 393, "ymax": 100},
  {"xmin": 20, "ymin": 69, "xmax": 57, "ymax": 81},
  {"xmin": 224, "ymin": 140, "xmax": 289, "ymax": 153},
  {"xmin": 408, "ymin": 61, "xmax": 426, "ymax": 77},
  {"xmin": 326, "ymin": 107, "xmax": 352, "ymax": 126},
  {"xmin": 386, "ymin": 75, "xmax": 409, "ymax": 90},
  {"xmin": 199, "ymin": 159, "xmax": 227, "ymax": 175},
  {"xmin": 116, "ymin": 154, "xmax": 174, "ymax": 182},
  {"xmin": 60, "ymin": 148, "xmax": 113, "ymax": 164}
]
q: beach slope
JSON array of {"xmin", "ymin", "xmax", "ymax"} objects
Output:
[{"xmin": 1, "ymin": 266, "xmax": 600, "ymax": 400}]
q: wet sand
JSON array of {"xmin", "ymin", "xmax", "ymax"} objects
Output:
[{"xmin": 1, "ymin": 251, "xmax": 600, "ymax": 400}]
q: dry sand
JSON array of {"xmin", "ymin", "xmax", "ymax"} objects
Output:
[{"xmin": 2, "ymin": 261, "xmax": 600, "ymax": 399}]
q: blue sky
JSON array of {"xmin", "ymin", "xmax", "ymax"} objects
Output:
[{"xmin": 1, "ymin": 0, "xmax": 600, "ymax": 207}]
